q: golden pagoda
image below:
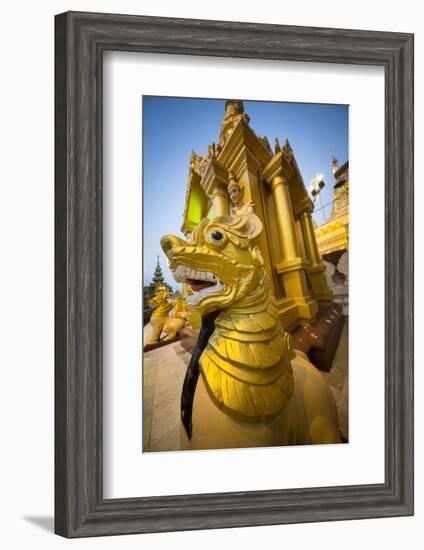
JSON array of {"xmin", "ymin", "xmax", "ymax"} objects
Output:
[
  {"xmin": 181, "ymin": 100, "xmax": 332, "ymax": 331},
  {"xmin": 315, "ymin": 157, "xmax": 349, "ymax": 256},
  {"xmin": 314, "ymin": 157, "xmax": 349, "ymax": 314}
]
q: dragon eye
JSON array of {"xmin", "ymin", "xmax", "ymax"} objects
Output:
[{"xmin": 209, "ymin": 230, "xmax": 224, "ymax": 242}]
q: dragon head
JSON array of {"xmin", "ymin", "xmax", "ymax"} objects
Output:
[
  {"xmin": 148, "ymin": 285, "xmax": 169, "ymax": 308},
  {"xmin": 161, "ymin": 214, "xmax": 265, "ymax": 316}
]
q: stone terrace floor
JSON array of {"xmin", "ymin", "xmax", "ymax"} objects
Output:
[{"xmin": 142, "ymin": 320, "xmax": 349, "ymax": 452}]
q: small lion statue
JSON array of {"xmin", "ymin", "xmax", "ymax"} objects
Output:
[
  {"xmin": 161, "ymin": 214, "xmax": 341, "ymax": 450},
  {"xmin": 147, "ymin": 285, "xmax": 188, "ymax": 344}
]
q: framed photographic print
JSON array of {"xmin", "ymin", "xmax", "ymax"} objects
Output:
[
  {"xmin": 141, "ymin": 96, "xmax": 349, "ymax": 454},
  {"xmin": 55, "ymin": 11, "xmax": 414, "ymax": 537}
]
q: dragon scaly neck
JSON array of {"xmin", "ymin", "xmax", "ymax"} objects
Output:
[{"xmin": 200, "ymin": 273, "xmax": 295, "ymax": 421}]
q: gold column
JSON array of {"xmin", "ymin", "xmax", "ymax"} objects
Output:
[
  {"xmin": 271, "ymin": 175, "xmax": 300, "ymax": 261},
  {"xmin": 299, "ymin": 210, "xmax": 321, "ymax": 267},
  {"xmin": 200, "ymin": 158, "xmax": 229, "ymax": 218},
  {"xmin": 212, "ymin": 185, "xmax": 229, "ymax": 216},
  {"xmin": 299, "ymin": 209, "xmax": 332, "ymax": 306},
  {"xmin": 263, "ymin": 152, "xmax": 317, "ymax": 325}
]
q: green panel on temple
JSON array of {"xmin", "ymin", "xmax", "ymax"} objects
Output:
[
  {"xmin": 182, "ymin": 173, "xmax": 209, "ymax": 234},
  {"xmin": 187, "ymin": 191, "xmax": 203, "ymax": 225}
]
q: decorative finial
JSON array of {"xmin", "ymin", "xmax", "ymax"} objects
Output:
[
  {"xmin": 219, "ymin": 99, "xmax": 250, "ymax": 146},
  {"xmin": 274, "ymin": 137, "xmax": 281, "ymax": 154},
  {"xmin": 258, "ymin": 136, "xmax": 272, "ymax": 154},
  {"xmin": 190, "ymin": 151, "xmax": 209, "ymax": 176},
  {"xmin": 331, "ymin": 155, "xmax": 339, "ymax": 174},
  {"xmin": 224, "ymin": 99, "xmax": 244, "ymax": 116},
  {"xmin": 282, "ymin": 138, "xmax": 294, "ymax": 161}
]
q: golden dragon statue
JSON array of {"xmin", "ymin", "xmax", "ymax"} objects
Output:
[
  {"xmin": 147, "ymin": 285, "xmax": 188, "ymax": 344},
  {"xmin": 161, "ymin": 213, "xmax": 341, "ymax": 450}
]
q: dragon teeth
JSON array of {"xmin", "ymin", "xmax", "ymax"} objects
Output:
[
  {"xmin": 172, "ymin": 264, "xmax": 186, "ymax": 283},
  {"xmin": 171, "ymin": 265, "xmax": 218, "ymax": 284},
  {"xmin": 186, "ymin": 280, "xmax": 224, "ymax": 305}
]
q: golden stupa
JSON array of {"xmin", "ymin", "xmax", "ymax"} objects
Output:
[
  {"xmin": 314, "ymin": 157, "xmax": 349, "ymax": 314},
  {"xmin": 181, "ymin": 99, "xmax": 332, "ymax": 331}
]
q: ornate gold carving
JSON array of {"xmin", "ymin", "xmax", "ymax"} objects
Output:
[
  {"xmin": 227, "ymin": 174, "xmax": 255, "ymax": 216},
  {"xmin": 161, "ymin": 213, "xmax": 295, "ymax": 420},
  {"xmin": 207, "ymin": 142, "xmax": 222, "ymax": 159},
  {"xmin": 219, "ymin": 99, "xmax": 251, "ymax": 146},
  {"xmin": 274, "ymin": 137, "xmax": 281, "ymax": 154},
  {"xmin": 189, "ymin": 151, "xmax": 209, "ymax": 177},
  {"xmin": 147, "ymin": 285, "xmax": 188, "ymax": 344},
  {"xmin": 282, "ymin": 138, "xmax": 294, "ymax": 162},
  {"xmin": 258, "ymin": 135, "xmax": 272, "ymax": 155}
]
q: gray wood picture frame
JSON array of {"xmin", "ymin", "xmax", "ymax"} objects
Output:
[{"xmin": 54, "ymin": 11, "xmax": 414, "ymax": 538}]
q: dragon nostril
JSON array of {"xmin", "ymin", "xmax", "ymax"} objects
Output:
[
  {"xmin": 161, "ymin": 234, "xmax": 189, "ymax": 256},
  {"xmin": 161, "ymin": 236, "xmax": 174, "ymax": 254}
]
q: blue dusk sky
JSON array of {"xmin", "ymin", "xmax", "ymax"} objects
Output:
[{"xmin": 143, "ymin": 96, "xmax": 348, "ymax": 291}]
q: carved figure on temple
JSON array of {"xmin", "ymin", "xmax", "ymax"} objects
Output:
[
  {"xmin": 147, "ymin": 285, "xmax": 188, "ymax": 344},
  {"xmin": 161, "ymin": 213, "xmax": 341, "ymax": 450},
  {"xmin": 227, "ymin": 175, "xmax": 255, "ymax": 217}
]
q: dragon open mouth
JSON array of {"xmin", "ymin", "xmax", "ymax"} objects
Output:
[
  {"xmin": 171, "ymin": 265, "xmax": 224, "ymax": 304},
  {"xmin": 185, "ymin": 278, "xmax": 215, "ymax": 292}
]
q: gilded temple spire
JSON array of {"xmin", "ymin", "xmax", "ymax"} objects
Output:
[
  {"xmin": 219, "ymin": 99, "xmax": 250, "ymax": 146},
  {"xmin": 182, "ymin": 98, "xmax": 333, "ymax": 329},
  {"xmin": 153, "ymin": 255, "xmax": 165, "ymax": 287}
]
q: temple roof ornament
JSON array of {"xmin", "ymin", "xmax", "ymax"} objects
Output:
[
  {"xmin": 219, "ymin": 99, "xmax": 250, "ymax": 146},
  {"xmin": 258, "ymin": 135, "xmax": 272, "ymax": 155},
  {"xmin": 224, "ymin": 99, "xmax": 244, "ymax": 116},
  {"xmin": 189, "ymin": 151, "xmax": 209, "ymax": 177},
  {"xmin": 207, "ymin": 142, "xmax": 222, "ymax": 159},
  {"xmin": 282, "ymin": 138, "xmax": 294, "ymax": 163},
  {"xmin": 274, "ymin": 137, "xmax": 281, "ymax": 154}
]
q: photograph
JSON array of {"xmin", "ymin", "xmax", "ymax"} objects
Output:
[
  {"xmin": 50, "ymin": 8, "xmax": 414, "ymax": 539},
  {"xmin": 142, "ymin": 96, "xmax": 349, "ymax": 452},
  {"xmin": 0, "ymin": 0, "xmax": 418, "ymax": 546}
]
